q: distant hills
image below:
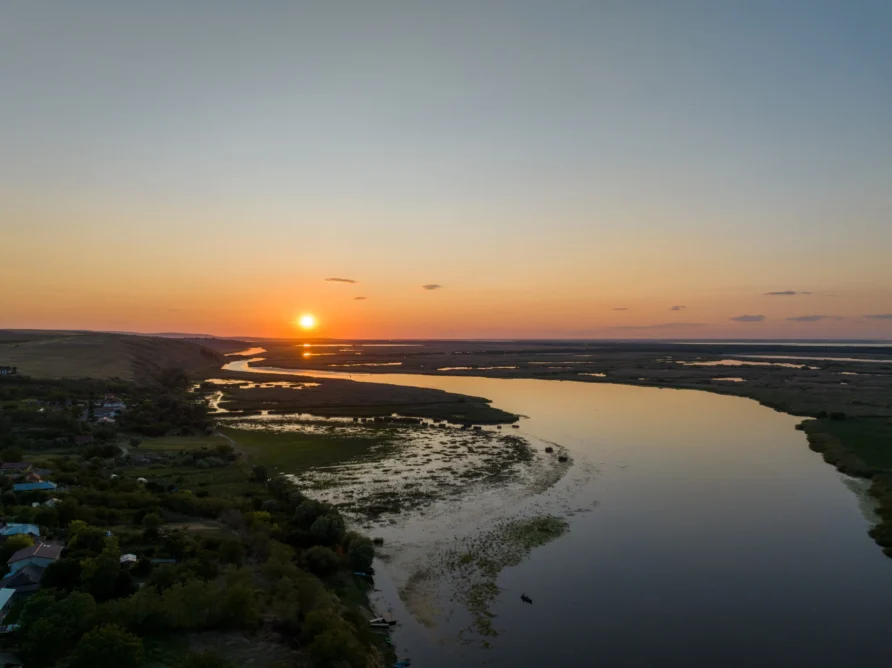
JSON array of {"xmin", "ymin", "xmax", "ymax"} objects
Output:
[{"xmin": 0, "ymin": 330, "xmax": 225, "ymax": 383}]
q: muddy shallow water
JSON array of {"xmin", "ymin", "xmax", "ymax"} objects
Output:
[{"xmin": 224, "ymin": 359, "xmax": 892, "ymax": 667}]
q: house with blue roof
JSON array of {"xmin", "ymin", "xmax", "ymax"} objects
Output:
[
  {"xmin": 0, "ymin": 524, "xmax": 40, "ymax": 539},
  {"xmin": 7, "ymin": 543, "xmax": 62, "ymax": 575},
  {"xmin": 12, "ymin": 482, "xmax": 56, "ymax": 493}
]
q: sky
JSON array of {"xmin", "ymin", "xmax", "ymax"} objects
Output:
[{"xmin": 2, "ymin": 0, "xmax": 891, "ymax": 339}]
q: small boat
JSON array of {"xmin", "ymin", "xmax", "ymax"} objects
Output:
[
  {"xmin": 370, "ymin": 616, "xmax": 397, "ymax": 626},
  {"xmin": 354, "ymin": 571, "xmax": 372, "ymax": 578}
]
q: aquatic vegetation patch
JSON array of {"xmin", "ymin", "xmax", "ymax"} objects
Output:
[{"xmin": 437, "ymin": 515, "xmax": 570, "ymax": 642}]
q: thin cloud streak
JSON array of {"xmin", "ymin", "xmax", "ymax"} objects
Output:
[
  {"xmin": 786, "ymin": 315, "xmax": 843, "ymax": 322},
  {"xmin": 605, "ymin": 322, "xmax": 706, "ymax": 331},
  {"xmin": 612, "ymin": 307, "xmax": 629, "ymax": 311},
  {"xmin": 354, "ymin": 297, "xmax": 367, "ymax": 301},
  {"xmin": 325, "ymin": 277, "xmax": 358, "ymax": 284},
  {"xmin": 764, "ymin": 290, "xmax": 812, "ymax": 296},
  {"xmin": 731, "ymin": 314, "xmax": 766, "ymax": 322},
  {"xmin": 669, "ymin": 305, "xmax": 686, "ymax": 311},
  {"xmin": 864, "ymin": 314, "xmax": 892, "ymax": 320},
  {"xmin": 421, "ymin": 284, "xmax": 442, "ymax": 290}
]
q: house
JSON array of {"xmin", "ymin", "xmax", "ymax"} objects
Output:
[
  {"xmin": 102, "ymin": 395, "xmax": 126, "ymax": 411},
  {"xmin": 0, "ymin": 589, "xmax": 15, "ymax": 621},
  {"xmin": 120, "ymin": 553, "xmax": 138, "ymax": 565},
  {"xmin": 12, "ymin": 481, "xmax": 56, "ymax": 492},
  {"xmin": 0, "ymin": 564, "xmax": 46, "ymax": 596},
  {"xmin": 7, "ymin": 543, "xmax": 63, "ymax": 575},
  {"xmin": 0, "ymin": 524, "xmax": 40, "ymax": 539},
  {"xmin": 0, "ymin": 463, "xmax": 32, "ymax": 475}
]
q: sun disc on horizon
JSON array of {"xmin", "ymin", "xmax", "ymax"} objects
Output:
[{"xmin": 297, "ymin": 314, "xmax": 317, "ymax": 330}]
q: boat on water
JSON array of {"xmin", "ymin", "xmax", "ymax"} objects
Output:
[{"xmin": 370, "ymin": 616, "xmax": 397, "ymax": 626}]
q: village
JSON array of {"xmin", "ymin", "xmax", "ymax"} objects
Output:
[{"xmin": 0, "ymin": 370, "xmax": 386, "ymax": 667}]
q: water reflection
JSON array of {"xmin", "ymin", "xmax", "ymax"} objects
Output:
[{"xmin": 221, "ymin": 359, "xmax": 892, "ymax": 666}]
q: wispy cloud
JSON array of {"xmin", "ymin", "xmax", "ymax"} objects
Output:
[
  {"xmin": 325, "ymin": 277, "xmax": 358, "ymax": 284},
  {"xmin": 864, "ymin": 313, "xmax": 892, "ymax": 320},
  {"xmin": 354, "ymin": 296, "xmax": 367, "ymax": 301},
  {"xmin": 422, "ymin": 284, "xmax": 442, "ymax": 290},
  {"xmin": 612, "ymin": 307, "xmax": 629, "ymax": 311},
  {"xmin": 669, "ymin": 305, "xmax": 685, "ymax": 311},
  {"xmin": 605, "ymin": 322, "xmax": 706, "ymax": 331},
  {"xmin": 764, "ymin": 290, "xmax": 811, "ymax": 296},
  {"xmin": 731, "ymin": 314, "xmax": 766, "ymax": 322},
  {"xmin": 786, "ymin": 315, "xmax": 843, "ymax": 322}
]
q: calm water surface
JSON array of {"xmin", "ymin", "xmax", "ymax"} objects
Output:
[{"xmin": 225, "ymin": 359, "xmax": 892, "ymax": 667}]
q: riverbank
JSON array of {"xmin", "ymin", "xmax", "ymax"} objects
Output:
[
  {"xmin": 227, "ymin": 339, "xmax": 892, "ymax": 558},
  {"xmin": 799, "ymin": 417, "xmax": 892, "ymax": 556}
]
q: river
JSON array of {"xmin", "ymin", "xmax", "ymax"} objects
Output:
[{"xmin": 223, "ymin": 358, "xmax": 892, "ymax": 666}]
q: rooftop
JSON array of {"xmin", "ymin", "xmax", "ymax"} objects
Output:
[{"xmin": 8, "ymin": 543, "xmax": 63, "ymax": 564}]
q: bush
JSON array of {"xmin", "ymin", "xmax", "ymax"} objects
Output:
[
  {"xmin": 347, "ymin": 536, "xmax": 374, "ymax": 572},
  {"xmin": 178, "ymin": 650, "xmax": 237, "ymax": 668},
  {"xmin": 302, "ymin": 546, "xmax": 340, "ymax": 577},
  {"xmin": 308, "ymin": 627, "xmax": 366, "ymax": 667},
  {"xmin": 70, "ymin": 624, "xmax": 143, "ymax": 668},
  {"xmin": 309, "ymin": 514, "xmax": 345, "ymax": 546}
]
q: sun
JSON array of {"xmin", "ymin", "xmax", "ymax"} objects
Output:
[{"xmin": 297, "ymin": 314, "xmax": 317, "ymax": 330}]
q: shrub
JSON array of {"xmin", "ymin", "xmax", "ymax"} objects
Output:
[
  {"xmin": 302, "ymin": 546, "xmax": 340, "ymax": 578},
  {"xmin": 69, "ymin": 624, "xmax": 143, "ymax": 668}
]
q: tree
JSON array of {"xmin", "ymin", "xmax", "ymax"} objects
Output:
[
  {"xmin": 142, "ymin": 512, "xmax": 163, "ymax": 531},
  {"xmin": 0, "ymin": 533, "xmax": 33, "ymax": 563},
  {"xmin": 70, "ymin": 624, "xmax": 143, "ymax": 668},
  {"xmin": 18, "ymin": 591, "xmax": 97, "ymax": 667},
  {"xmin": 218, "ymin": 539, "xmax": 244, "ymax": 566},
  {"xmin": 302, "ymin": 545, "xmax": 340, "ymax": 577},
  {"xmin": 251, "ymin": 464, "xmax": 268, "ymax": 483},
  {"xmin": 347, "ymin": 536, "xmax": 375, "ymax": 572},
  {"xmin": 310, "ymin": 513, "xmax": 345, "ymax": 546},
  {"xmin": 0, "ymin": 445, "xmax": 23, "ymax": 462},
  {"xmin": 34, "ymin": 506, "xmax": 59, "ymax": 529},
  {"xmin": 308, "ymin": 627, "xmax": 366, "ymax": 667},
  {"xmin": 41, "ymin": 557, "xmax": 82, "ymax": 591},
  {"xmin": 178, "ymin": 650, "xmax": 237, "ymax": 668}
]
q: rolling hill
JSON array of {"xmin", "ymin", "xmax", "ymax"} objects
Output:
[{"xmin": 0, "ymin": 330, "xmax": 223, "ymax": 383}]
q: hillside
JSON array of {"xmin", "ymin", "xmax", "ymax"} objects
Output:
[{"xmin": 0, "ymin": 330, "xmax": 222, "ymax": 383}]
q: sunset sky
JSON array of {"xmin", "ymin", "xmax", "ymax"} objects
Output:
[{"xmin": 2, "ymin": 1, "xmax": 891, "ymax": 339}]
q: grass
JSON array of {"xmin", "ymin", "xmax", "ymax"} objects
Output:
[
  {"xmin": 803, "ymin": 418, "xmax": 892, "ymax": 471},
  {"xmin": 220, "ymin": 426, "xmax": 391, "ymax": 472},
  {"xmin": 801, "ymin": 417, "xmax": 892, "ymax": 556},
  {"xmin": 0, "ymin": 330, "xmax": 221, "ymax": 382},
  {"xmin": 139, "ymin": 434, "xmax": 231, "ymax": 452}
]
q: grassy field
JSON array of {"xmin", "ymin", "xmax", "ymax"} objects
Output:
[
  {"xmin": 138, "ymin": 428, "xmax": 391, "ymax": 483},
  {"xmin": 220, "ymin": 426, "xmax": 390, "ymax": 471},
  {"xmin": 0, "ymin": 330, "xmax": 222, "ymax": 382},
  {"xmin": 804, "ymin": 418, "xmax": 892, "ymax": 471}
]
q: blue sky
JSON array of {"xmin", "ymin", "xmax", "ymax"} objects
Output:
[{"xmin": 1, "ymin": 1, "xmax": 890, "ymax": 337}]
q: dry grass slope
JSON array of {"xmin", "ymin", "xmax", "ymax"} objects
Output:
[{"xmin": 0, "ymin": 330, "xmax": 222, "ymax": 382}]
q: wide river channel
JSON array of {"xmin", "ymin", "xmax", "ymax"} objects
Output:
[{"xmin": 224, "ymin": 359, "xmax": 892, "ymax": 667}]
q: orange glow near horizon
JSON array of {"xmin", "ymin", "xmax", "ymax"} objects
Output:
[{"xmin": 297, "ymin": 314, "xmax": 317, "ymax": 331}]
